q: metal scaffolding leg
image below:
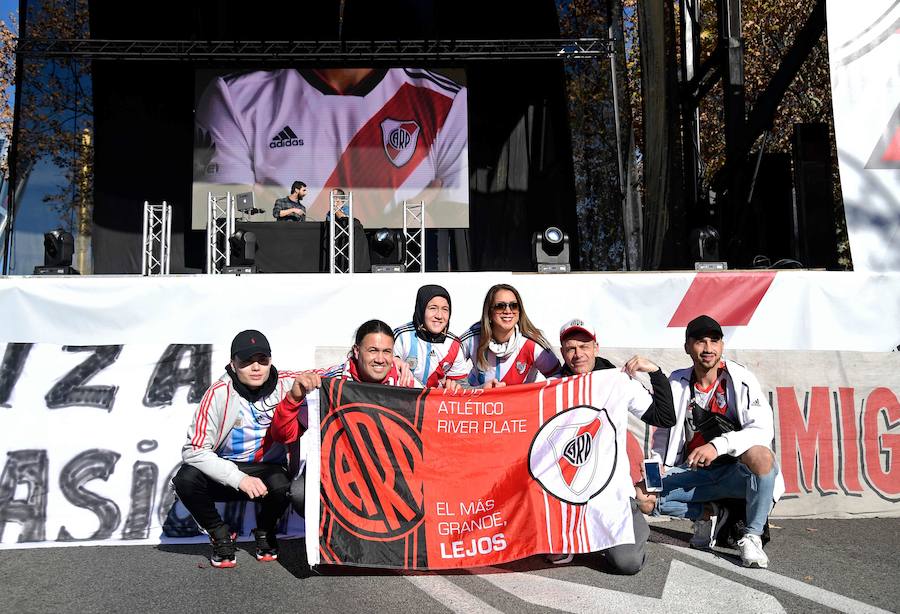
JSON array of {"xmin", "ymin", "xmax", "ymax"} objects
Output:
[
  {"xmin": 403, "ymin": 200, "xmax": 425, "ymax": 272},
  {"xmin": 206, "ymin": 192, "xmax": 235, "ymax": 274},
  {"xmin": 329, "ymin": 189, "xmax": 354, "ymax": 274},
  {"xmin": 141, "ymin": 200, "xmax": 172, "ymax": 276}
]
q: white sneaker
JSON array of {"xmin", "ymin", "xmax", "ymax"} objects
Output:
[
  {"xmin": 546, "ymin": 553, "xmax": 574, "ymax": 565},
  {"xmin": 738, "ymin": 533, "xmax": 769, "ymax": 568},
  {"xmin": 689, "ymin": 502, "xmax": 728, "ymax": 549}
]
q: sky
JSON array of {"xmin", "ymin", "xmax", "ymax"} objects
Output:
[{"xmin": 1, "ymin": 0, "xmax": 15, "ymax": 31}]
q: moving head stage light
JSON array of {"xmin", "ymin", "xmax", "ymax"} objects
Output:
[
  {"xmin": 223, "ymin": 229, "xmax": 258, "ymax": 274},
  {"xmin": 34, "ymin": 229, "xmax": 78, "ymax": 275},
  {"xmin": 369, "ymin": 228, "xmax": 405, "ymax": 273},
  {"xmin": 690, "ymin": 226, "xmax": 727, "ymax": 271},
  {"xmin": 532, "ymin": 226, "xmax": 570, "ymax": 273}
]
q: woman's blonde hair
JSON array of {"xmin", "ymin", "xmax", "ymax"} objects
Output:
[{"xmin": 475, "ymin": 284, "xmax": 550, "ymax": 370}]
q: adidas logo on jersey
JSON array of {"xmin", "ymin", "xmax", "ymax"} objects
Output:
[{"xmin": 270, "ymin": 126, "xmax": 304, "ymax": 149}]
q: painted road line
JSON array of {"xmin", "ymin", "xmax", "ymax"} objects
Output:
[
  {"xmin": 664, "ymin": 544, "xmax": 892, "ymax": 614},
  {"xmin": 405, "ymin": 574, "xmax": 505, "ymax": 614},
  {"xmin": 475, "ymin": 560, "xmax": 785, "ymax": 614}
]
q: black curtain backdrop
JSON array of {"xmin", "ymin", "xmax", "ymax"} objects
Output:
[{"xmin": 86, "ymin": 0, "xmax": 576, "ymax": 273}]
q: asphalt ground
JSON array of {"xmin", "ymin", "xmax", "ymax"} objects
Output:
[{"xmin": 1, "ymin": 518, "xmax": 897, "ymax": 614}]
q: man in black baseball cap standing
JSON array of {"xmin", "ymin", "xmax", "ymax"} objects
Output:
[
  {"xmin": 173, "ymin": 329, "xmax": 298, "ymax": 568},
  {"xmin": 650, "ymin": 315, "xmax": 784, "ymax": 568}
]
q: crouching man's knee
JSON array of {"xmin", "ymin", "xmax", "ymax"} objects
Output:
[
  {"xmin": 172, "ymin": 463, "xmax": 204, "ymax": 497},
  {"xmin": 604, "ymin": 546, "xmax": 646, "ymax": 575},
  {"xmin": 740, "ymin": 446, "xmax": 775, "ymax": 476}
]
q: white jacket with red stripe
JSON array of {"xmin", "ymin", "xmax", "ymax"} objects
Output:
[
  {"xmin": 651, "ymin": 358, "xmax": 785, "ymax": 501},
  {"xmin": 181, "ymin": 368, "xmax": 297, "ymax": 490}
]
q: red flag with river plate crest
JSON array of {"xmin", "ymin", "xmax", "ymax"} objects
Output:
[{"xmin": 304, "ymin": 370, "xmax": 641, "ymax": 569}]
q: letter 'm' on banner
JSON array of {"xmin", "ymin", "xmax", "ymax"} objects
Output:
[{"xmin": 777, "ymin": 387, "xmax": 838, "ymax": 495}]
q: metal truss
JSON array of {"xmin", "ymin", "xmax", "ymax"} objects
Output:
[
  {"xmin": 206, "ymin": 192, "xmax": 234, "ymax": 274},
  {"xmin": 403, "ymin": 200, "xmax": 425, "ymax": 273},
  {"xmin": 141, "ymin": 201, "xmax": 171, "ymax": 276},
  {"xmin": 329, "ymin": 190, "xmax": 354, "ymax": 275},
  {"xmin": 16, "ymin": 38, "xmax": 611, "ymax": 61}
]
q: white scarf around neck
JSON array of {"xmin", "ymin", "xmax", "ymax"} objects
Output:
[{"xmin": 489, "ymin": 325, "xmax": 519, "ymax": 359}]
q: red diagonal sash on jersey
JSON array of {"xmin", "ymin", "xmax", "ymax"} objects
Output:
[
  {"xmin": 425, "ymin": 340, "xmax": 463, "ymax": 388},
  {"xmin": 501, "ymin": 339, "xmax": 537, "ymax": 385},
  {"xmin": 308, "ymin": 83, "xmax": 454, "ymax": 220}
]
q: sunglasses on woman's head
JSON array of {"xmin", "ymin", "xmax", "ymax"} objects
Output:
[{"xmin": 492, "ymin": 301, "xmax": 519, "ymax": 312}]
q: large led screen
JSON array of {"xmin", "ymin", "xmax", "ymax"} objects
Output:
[{"xmin": 192, "ymin": 68, "xmax": 469, "ymax": 229}]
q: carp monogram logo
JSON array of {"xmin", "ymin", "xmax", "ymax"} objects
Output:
[
  {"xmin": 528, "ymin": 405, "xmax": 618, "ymax": 505},
  {"xmin": 381, "ymin": 119, "xmax": 421, "ymax": 167},
  {"xmin": 321, "ymin": 404, "xmax": 425, "ymax": 540}
]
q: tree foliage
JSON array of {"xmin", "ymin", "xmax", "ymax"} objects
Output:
[
  {"xmin": 620, "ymin": 0, "xmax": 849, "ymax": 268},
  {"xmin": 18, "ymin": 0, "xmax": 92, "ymax": 231},
  {"xmin": 0, "ymin": 14, "xmax": 16, "ymax": 177},
  {"xmin": 557, "ymin": 0, "xmax": 630, "ymax": 270}
]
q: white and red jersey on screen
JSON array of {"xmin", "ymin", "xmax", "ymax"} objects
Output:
[
  {"xmin": 459, "ymin": 323, "xmax": 561, "ymax": 386},
  {"xmin": 393, "ymin": 321, "xmax": 471, "ymax": 388},
  {"xmin": 194, "ymin": 68, "xmax": 468, "ymax": 226}
]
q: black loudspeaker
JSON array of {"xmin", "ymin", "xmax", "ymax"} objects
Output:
[
  {"xmin": 793, "ymin": 123, "xmax": 838, "ymax": 269},
  {"xmin": 741, "ymin": 153, "xmax": 794, "ymax": 266}
]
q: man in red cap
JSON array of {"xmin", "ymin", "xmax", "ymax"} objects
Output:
[
  {"xmin": 173, "ymin": 329, "xmax": 297, "ymax": 568},
  {"xmin": 548, "ymin": 318, "xmax": 676, "ymax": 573}
]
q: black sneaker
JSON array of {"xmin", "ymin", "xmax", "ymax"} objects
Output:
[
  {"xmin": 253, "ymin": 529, "xmax": 279, "ymax": 562},
  {"xmin": 208, "ymin": 526, "xmax": 237, "ymax": 568}
]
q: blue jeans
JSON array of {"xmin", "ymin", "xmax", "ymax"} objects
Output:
[{"xmin": 654, "ymin": 460, "xmax": 778, "ymax": 535}]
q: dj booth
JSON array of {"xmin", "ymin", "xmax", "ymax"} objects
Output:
[{"xmin": 235, "ymin": 221, "xmax": 371, "ymax": 273}]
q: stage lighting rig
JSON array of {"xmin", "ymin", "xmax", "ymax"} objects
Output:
[
  {"xmin": 532, "ymin": 226, "xmax": 570, "ymax": 273},
  {"xmin": 34, "ymin": 229, "xmax": 78, "ymax": 275},
  {"xmin": 690, "ymin": 226, "xmax": 727, "ymax": 271},
  {"xmin": 368, "ymin": 228, "xmax": 405, "ymax": 273},
  {"xmin": 223, "ymin": 229, "xmax": 258, "ymax": 274}
]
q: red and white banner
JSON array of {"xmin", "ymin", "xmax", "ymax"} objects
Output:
[
  {"xmin": 305, "ymin": 372, "xmax": 636, "ymax": 569},
  {"xmin": 826, "ymin": 0, "xmax": 900, "ymax": 271},
  {"xmin": 0, "ymin": 270, "xmax": 897, "ymax": 550}
]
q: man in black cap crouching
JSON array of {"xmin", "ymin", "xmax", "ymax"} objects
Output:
[
  {"xmin": 651, "ymin": 315, "xmax": 784, "ymax": 568},
  {"xmin": 173, "ymin": 329, "xmax": 298, "ymax": 568}
]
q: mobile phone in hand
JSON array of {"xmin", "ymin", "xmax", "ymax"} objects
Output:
[{"xmin": 643, "ymin": 459, "xmax": 663, "ymax": 492}]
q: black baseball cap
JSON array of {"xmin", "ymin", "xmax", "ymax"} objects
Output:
[
  {"xmin": 685, "ymin": 315, "xmax": 724, "ymax": 340},
  {"xmin": 231, "ymin": 329, "xmax": 272, "ymax": 361}
]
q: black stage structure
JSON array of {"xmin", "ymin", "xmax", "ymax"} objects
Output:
[
  {"xmin": 8, "ymin": 0, "xmax": 630, "ymax": 275},
  {"xmin": 6, "ymin": 0, "xmax": 839, "ymax": 275}
]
